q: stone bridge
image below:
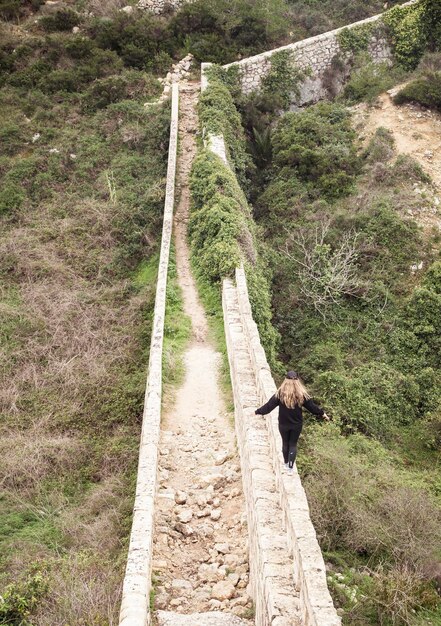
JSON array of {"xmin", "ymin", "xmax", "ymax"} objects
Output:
[{"xmin": 117, "ymin": 4, "xmax": 415, "ymax": 623}]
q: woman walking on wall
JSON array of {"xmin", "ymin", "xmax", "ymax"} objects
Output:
[{"xmin": 255, "ymin": 371, "xmax": 330, "ymax": 475}]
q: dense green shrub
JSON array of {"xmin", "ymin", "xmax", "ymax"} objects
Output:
[
  {"xmin": 0, "ymin": 122, "xmax": 24, "ymax": 156},
  {"xmin": 316, "ymin": 363, "xmax": 419, "ymax": 438},
  {"xmin": 0, "ymin": 571, "xmax": 48, "ymax": 625},
  {"xmin": 198, "ymin": 72, "xmax": 252, "ymax": 188},
  {"xmin": 260, "ymin": 50, "xmax": 307, "ymax": 110},
  {"xmin": 0, "ymin": 182, "xmax": 25, "ymax": 214},
  {"xmin": 190, "ymin": 147, "xmax": 278, "ymax": 363},
  {"xmin": 39, "ymin": 9, "xmax": 80, "ymax": 32},
  {"xmin": 0, "ymin": 0, "xmax": 43, "ymax": 20},
  {"xmin": 342, "ymin": 56, "xmax": 407, "ymax": 104},
  {"xmin": 383, "ymin": 2, "xmax": 426, "ymax": 69},
  {"xmin": 270, "ymin": 102, "xmax": 359, "ymax": 200},
  {"xmin": 82, "ymin": 72, "xmax": 160, "ymax": 111},
  {"xmin": 88, "ymin": 11, "xmax": 170, "ymax": 70},
  {"xmin": 190, "ymin": 150, "xmax": 250, "ymax": 281},
  {"xmin": 168, "ymin": 0, "xmax": 289, "ymax": 63},
  {"xmin": 394, "ymin": 70, "xmax": 441, "ymax": 111},
  {"xmin": 420, "ymin": 0, "xmax": 441, "ymax": 52},
  {"xmin": 337, "ymin": 23, "xmax": 374, "ymax": 54}
]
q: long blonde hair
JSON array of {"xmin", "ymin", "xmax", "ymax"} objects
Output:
[{"xmin": 276, "ymin": 378, "xmax": 310, "ymax": 409}]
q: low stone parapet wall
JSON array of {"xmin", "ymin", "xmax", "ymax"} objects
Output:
[
  {"xmin": 119, "ymin": 83, "xmax": 179, "ymax": 626},
  {"xmin": 234, "ymin": 267, "xmax": 340, "ymax": 626}
]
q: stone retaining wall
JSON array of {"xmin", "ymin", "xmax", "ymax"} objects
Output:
[
  {"xmin": 224, "ymin": 2, "xmax": 416, "ymax": 107},
  {"xmin": 119, "ymin": 83, "xmax": 179, "ymax": 626},
  {"xmin": 223, "ymin": 278, "xmax": 301, "ymax": 626}
]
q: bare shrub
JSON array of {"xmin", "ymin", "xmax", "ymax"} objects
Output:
[
  {"xmin": 58, "ymin": 478, "xmax": 124, "ymax": 553},
  {"xmin": 282, "ymin": 219, "xmax": 365, "ymax": 317},
  {"xmin": 304, "ymin": 438, "xmax": 441, "ymax": 571},
  {"xmin": 347, "ymin": 486, "xmax": 441, "ymax": 568},
  {"xmin": 372, "ymin": 564, "xmax": 439, "ymax": 626}
]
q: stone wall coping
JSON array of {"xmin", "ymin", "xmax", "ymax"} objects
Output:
[{"xmin": 119, "ymin": 82, "xmax": 179, "ymax": 626}]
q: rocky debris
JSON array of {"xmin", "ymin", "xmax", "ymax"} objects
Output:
[
  {"xmin": 145, "ymin": 54, "xmax": 194, "ymax": 107},
  {"xmin": 214, "ymin": 451, "xmax": 230, "ymax": 466},
  {"xmin": 176, "ymin": 508, "xmax": 193, "ymax": 523},
  {"xmin": 156, "ymin": 611, "xmax": 252, "ymax": 626},
  {"xmin": 174, "ymin": 522, "xmax": 194, "ymax": 537},
  {"xmin": 211, "ymin": 580, "xmax": 236, "ymax": 601},
  {"xmin": 214, "ymin": 543, "xmax": 230, "ymax": 554},
  {"xmin": 210, "ymin": 508, "xmax": 222, "ymax": 521},
  {"xmin": 175, "ymin": 490, "xmax": 188, "ymax": 504}
]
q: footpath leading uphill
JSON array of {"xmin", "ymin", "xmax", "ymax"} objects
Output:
[{"xmin": 150, "ymin": 83, "xmax": 253, "ymax": 625}]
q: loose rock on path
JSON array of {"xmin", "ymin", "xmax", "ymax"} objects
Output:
[{"xmin": 151, "ymin": 81, "xmax": 253, "ymax": 623}]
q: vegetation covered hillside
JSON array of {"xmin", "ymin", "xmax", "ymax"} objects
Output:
[
  {"xmin": 0, "ymin": 4, "xmax": 174, "ymax": 624},
  {"xmin": 254, "ymin": 98, "xmax": 441, "ymax": 626},
  {"xmin": 1, "ymin": 0, "xmax": 440, "ymax": 624}
]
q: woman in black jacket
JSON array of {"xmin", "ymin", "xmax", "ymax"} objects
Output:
[{"xmin": 255, "ymin": 370, "xmax": 329, "ymax": 475}]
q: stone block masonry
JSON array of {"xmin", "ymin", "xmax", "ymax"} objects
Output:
[
  {"xmin": 119, "ymin": 83, "xmax": 179, "ymax": 626},
  {"xmin": 224, "ymin": 1, "xmax": 416, "ymax": 106},
  {"xmin": 234, "ymin": 267, "xmax": 340, "ymax": 626}
]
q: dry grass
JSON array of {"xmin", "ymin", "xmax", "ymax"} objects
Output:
[
  {"xmin": 0, "ymin": 78, "xmax": 167, "ymax": 623},
  {"xmin": 0, "ymin": 428, "xmax": 83, "ymax": 494},
  {"xmin": 33, "ymin": 553, "xmax": 124, "ymax": 626}
]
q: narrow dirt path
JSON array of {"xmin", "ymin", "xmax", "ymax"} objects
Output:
[{"xmin": 151, "ymin": 82, "xmax": 253, "ymax": 625}]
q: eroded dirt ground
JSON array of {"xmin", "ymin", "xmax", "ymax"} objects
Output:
[{"xmin": 352, "ymin": 87, "xmax": 441, "ymax": 234}]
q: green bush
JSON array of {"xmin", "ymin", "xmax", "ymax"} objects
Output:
[
  {"xmin": 420, "ymin": 0, "xmax": 441, "ymax": 52},
  {"xmin": 190, "ymin": 150, "xmax": 249, "ymax": 282},
  {"xmin": 0, "ymin": 122, "xmax": 24, "ymax": 156},
  {"xmin": 0, "ymin": 0, "xmax": 43, "ymax": 20},
  {"xmin": 190, "ymin": 146, "xmax": 278, "ymax": 363},
  {"xmin": 0, "ymin": 182, "xmax": 25, "ymax": 214},
  {"xmin": 39, "ymin": 9, "xmax": 81, "ymax": 33},
  {"xmin": 260, "ymin": 49, "xmax": 307, "ymax": 110},
  {"xmin": 198, "ymin": 72, "xmax": 252, "ymax": 188},
  {"xmin": 394, "ymin": 71, "xmax": 441, "ymax": 111},
  {"xmin": 168, "ymin": 0, "xmax": 289, "ymax": 63},
  {"xmin": 316, "ymin": 362, "xmax": 419, "ymax": 438},
  {"xmin": 337, "ymin": 23, "xmax": 374, "ymax": 54},
  {"xmin": 342, "ymin": 57, "xmax": 407, "ymax": 104},
  {"xmin": 270, "ymin": 101, "xmax": 359, "ymax": 200},
  {"xmin": 82, "ymin": 71, "xmax": 160, "ymax": 111},
  {"xmin": 383, "ymin": 2, "xmax": 426, "ymax": 69},
  {"xmin": 89, "ymin": 11, "xmax": 169, "ymax": 70},
  {"xmin": 362, "ymin": 126, "xmax": 395, "ymax": 164},
  {"xmin": 0, "ymin": 571, "xmax": 48, "ymax": 625}
]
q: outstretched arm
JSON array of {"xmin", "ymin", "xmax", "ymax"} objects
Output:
[
  {"xmin": 255, "ymin": 394, "xmax": 279, "ymax": 416},
  {"xmin": 303, "ymin": 398, "xmax": 330, "ymax": 420}
]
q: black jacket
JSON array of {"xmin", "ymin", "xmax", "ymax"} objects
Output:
[{"xmin": 255, "ymin": 394, "xmax": 324, "ymax": 429}]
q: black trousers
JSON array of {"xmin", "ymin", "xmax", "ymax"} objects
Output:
[{"xmin": 279, "ymin": 422, "xmax": 303, "ymax": 467}]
